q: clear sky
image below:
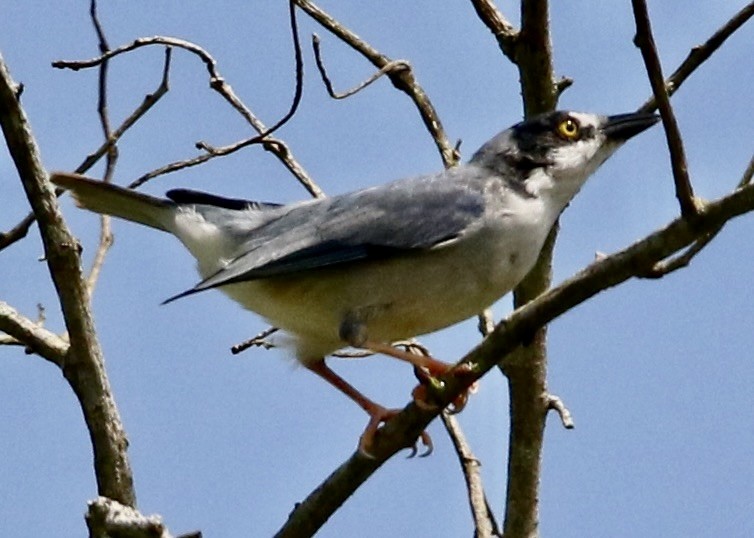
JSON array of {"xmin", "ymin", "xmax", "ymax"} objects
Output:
[{"xmin": 1, "ymin": 2, "xmax": 752, "ymax": 537}]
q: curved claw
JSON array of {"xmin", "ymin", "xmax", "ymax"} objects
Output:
[
  {"xmin": 405, "ymin": 430, "xmax": 434, "ymax": 458},
  {"xmin": 358, "ymin": 406, "xmax": 433, "ymax": 459}
]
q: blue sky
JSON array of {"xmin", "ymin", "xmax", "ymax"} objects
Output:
[{"xmin": 1, "ymin": 2, "xmax": 752, "ymax": 537}]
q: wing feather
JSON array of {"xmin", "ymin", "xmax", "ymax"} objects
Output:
[{"xmin": 165, "ymin": 166, "xmax": 488, "ymax": 301}]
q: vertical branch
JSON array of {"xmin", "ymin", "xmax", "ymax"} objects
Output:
[
  {"xmin": 516, "ymin": 0, "xmax": 558, "ymax": 116},
  {"xmin": 504, "ymin": 1, "xmax": 559, "ymax": 536},
  {"xmin": 86, "ymin": 0, "xmax": 115, "ymax": 297},
  {"xmin": 0, "ymin": 53, "xmax": 136, "ymax": 507}
]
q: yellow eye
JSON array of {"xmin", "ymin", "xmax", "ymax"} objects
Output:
[{"xmin": 557, "ymin": 118, "xmax": 580, "ymax": 140}]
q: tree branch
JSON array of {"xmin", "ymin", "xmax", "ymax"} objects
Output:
[
  {"xmin": 86, "ymin": 497, "xmax": 202, "ymax": 538},
  {"xmin": 632, "ymin": 0, "xmax": 699, "ymax": 220},
  {"xmin": 441, "ymin": 412, "xmax": 502, "ymax": 537},
  {"xmin": 0, "ymin": 51, "xmax": 136, "ymax": 507},
  {"xmin": 501, "ymin": 1, "xmax": 559, "ymax": 535},
  {"xmin": 85, "ymin": 0, "xmax": 115, "ymax": 298},
  {"xmin": 0, "ymin": 46, "xmax": 171, "ymax": 255},
  {"xmin": 312, "ymin": 34, "xmax": 411, "ymax": 100},
  {"xmin": 53, "ymin": 6, "xmax": 323, "ymax": 198},
  {"xmin": 293, "ymin": 0, "xmax": 459, "ymax": 168},
  {"xmin": 469, "ymin": 0, "xmax": 519, "ymax": 61},
  {"xmin": 638, "ymin": 1, "xmax": 754, "ymax": 113},
  {"xmin": 0, "ymin": 301, "xmax": 68, "ymax": 364}
]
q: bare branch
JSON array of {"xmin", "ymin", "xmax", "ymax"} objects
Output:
[
  {"xmin": 469, "ymin": 0, "xmax": 519, "ymax": 61},
  {"xmin": 502, "ymin": 2, "xmax": 559, "ymax": 535},
  {"xmin": 276, "ymin": 175, "xmax": 754, "ymax": 536},
  {"xmin": 231, "ymin": 326, "xmax": 280, "ymax": 354},
  {"xmin": 0, "ymin": 52, "xmax": 136, "ymax": 506},
  {"xmin": 517, "ymin": 0, "xmax": 558, "ymax": 116},
  {"xmin": 76, "ymin": 47, "xmax": 172, "ymax": 176},
  {"xmin": 441, "ymin": 412, "xmax": 502, "ymax": 537},
  {"xmin": 54, "ymin": 7, "xmax": 323, "ymax": 198},
  {"xmin": 0, "ymin": 301, "xmax": 68, "ymax": 364},
  {"xmin": 640, "ymin": 227, "xmax": 721, "ymax": 279},
  {"xmin": 638, "ymin": 1, "xmax": 754, "ymax": 113},
  {"xmin": 0, "ymin": 213, "xmax": 35, "ymax": 251},
  {"xmin": 86, "ymin": 0, "xmax": 115, "ymax": 298},
  {"xmin": 294, "ymin": 0, "xmax": 459, "ymax": 168},
  {"xmin": 86, "ymin": 497, "xmax": 201, "ymax": 538},
  {"xmin": 312, "ymin": 34, "xmax": 410, "ymax": 100},
  {"xmin": 0, "ymin": 47, "xmax": 172, "ymax": 254},
  {"xmin": 632, "ymin": 0, "xmax": 699, "ymax": 220}
]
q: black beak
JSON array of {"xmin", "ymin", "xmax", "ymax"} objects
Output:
[{"xmin": 604, "ymin": 112, "xmax": 660, "ymax": 141}]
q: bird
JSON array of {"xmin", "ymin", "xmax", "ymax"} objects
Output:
[{"xmin": 51, "ymin": 110, "xmax": 659, "ymax": 456}]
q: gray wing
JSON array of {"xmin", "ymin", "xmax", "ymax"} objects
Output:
[{"xmin": 165, "ymin": 166, "xmax": 487, "ymax": 302}]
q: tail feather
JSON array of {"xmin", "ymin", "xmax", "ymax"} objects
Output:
[{"xmin": 50, "ymin": 172, "xmax": 176, "ymax": 232}]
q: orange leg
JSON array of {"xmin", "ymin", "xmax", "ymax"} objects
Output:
[{"xmin": 306, "ymin": 360, "xmax": 432, "ymax": 457}]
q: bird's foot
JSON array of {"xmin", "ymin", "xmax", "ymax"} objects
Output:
[
  {"xmin": 412, "ymin": 363, "xmax": 478, "ymax": 414},
  {"xmin": 359, "ymin": 404, "xmax": 433, "ymax": 459}
]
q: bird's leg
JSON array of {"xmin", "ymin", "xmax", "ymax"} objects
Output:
[
  {"xmin": 339, "ymin": 315, "xmax": 475, "ymax": 414},
  {"xmin": 305, "ymin": 360, "xmax": 432, "ymax": 457}
]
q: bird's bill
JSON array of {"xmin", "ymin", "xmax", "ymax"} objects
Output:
[{"xmin": 603, "ymin": 112, "xmax": 660, "ymax": 141}]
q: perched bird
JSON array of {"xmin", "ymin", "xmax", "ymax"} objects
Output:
[{"xmin": 51, "ymin": 110, "xmax": 658, "ymax": 455}]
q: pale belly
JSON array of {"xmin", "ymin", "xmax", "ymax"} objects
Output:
[{"xmin": 218, "ymin": 232, "xmax": 541, "ymax": 363}]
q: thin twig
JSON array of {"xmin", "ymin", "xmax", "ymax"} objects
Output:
[
  {"xmin": 312, "ymin": 34, "xmax": 410, "ymax": 99},
  {"xmin": 640, "ymin": 153, "xmax": 754, "ymax": 279},
  {"xmin": 632, "ymin": 0, "xmax": 699, "ymax": 220},
  {"xmin": 86, "ymin": 0, "xmax": 115, "ymax": 298},
  {"xmin": 53, "ymin": 5, "xmax": 323, "ymax": 198},
  {"xmin": 231, "ymin": 327, "xmax": 279, "ymax": 354},
  {"xmin": 441, "ymin": 412, "xmax": 502, "ymax": 537},
  {"xmin": 294, "ymin": 0, "xmax": 459, "ymax": 168},
  {"xmin": 129, "ymin": 1, "xmax": 310, "ymax": 192},
  {"xmin": 638, "ymin": 1, "xmax": 754, "ymax": 113},
  {"xmin": 76, "ymin": 47, "xmax": 172, "ymax": 176},
  {"xmin": 0, "ymin": 48, "xmax": 172, "ymax": 254},
  {"xmin": 546, "ymin": 393, "xmax": 574, "ymax": 429},
  {"xmin": 0, "ymin": 213, "xmax": 35, "ymax": 251}
]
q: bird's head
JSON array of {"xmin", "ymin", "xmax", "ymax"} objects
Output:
[{"xmin": 471, "ymin": 110, "xmax": 659, "ymax": 205}]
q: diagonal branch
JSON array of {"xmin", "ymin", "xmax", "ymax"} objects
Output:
[
  {"xmin": 469, "ymin": 0, "xmax": 519, "ymax": 61},
  {"xmin": 0, "ymin": 301, "xmax": 68, "ymax": 365},
  {"xmin": 638, "ymin": 1, "xmax": 754, "ymax": 113},
  {"xmin": 293, "ymin": 0, "xmax": 458, "ymax": 168},
  {"xmin": 441, "ymin": 412, "xmax": 502, "ymax": 537},
  {"xmin": 641, "ymin": 153, "xmax": 754, "ymax": 278},
  {"xmin": 632, "ymin": 0, "xmax": 699, "ymax": 220},
  {"xmin": 0, "ymin": 52, "xmax": 136, "ymax": 507},
  {"xmin": 275, "ymin": 177, "xmax": 754, "ymax": 537}
]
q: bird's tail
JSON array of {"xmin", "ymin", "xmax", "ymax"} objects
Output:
[{"xmin": 50, "ymin": 172, "xmax": 176, "ymax": 233}]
